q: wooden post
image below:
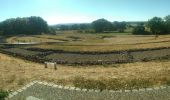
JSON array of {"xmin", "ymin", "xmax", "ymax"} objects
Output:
[
  {"xmin": 45, "ymin": 62, "xmax": 47, "ymax": 68},
  {"xmin": 54, "ymin": 62, "xmax": 57, "ymax": 70}
]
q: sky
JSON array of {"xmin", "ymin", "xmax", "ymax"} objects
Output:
[{"xmin": 0, "ymin": 0, "xmax": 170, "ymax": 25}]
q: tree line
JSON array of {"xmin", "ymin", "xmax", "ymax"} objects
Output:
[
  {"xmin": 53, "ymin": 20, "xmax": 127, "ymax": 33},
  {"xmin": 92, "ymin": 19, "xmax": 127, "ymax": 33},
  {"xmin": 0, "ymin": 16, "xmax": 49, "ymax": 36},
  {"xmin": 91, "ymin": 15, "xmax": 170, "ymax": 35},
  {"xmin": 133, "ymin": 15, "xmax": 170, "ymax": 35},
  {"xmin": 54, "ymin": 15, "xmax": 170, "ymax": 35},
  {"xmin": 0, "ymin": 15, "xmax": 170, "ymax": 36}
]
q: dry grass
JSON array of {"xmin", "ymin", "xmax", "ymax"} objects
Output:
[
  {"xmin": 6, "ymin": 36, "xmax": 63, "ymax": 43},
  {"xmin": 7, "ymin": 34, "xmax": 170, "ymax": 52},
  {"xmin": 7, "ymin": 33, "xmax": 170, "ymax": 44},
  {"xmin": 31, "ymin": 41, "xmax": 170, "ymax": 52},
  {"xmin": 0, "ymin": 53, "xmax": 170, "ymax": 91},
  {"xmin": 5, "ymin": 32, "xmax": 170, "ymax": 50}
]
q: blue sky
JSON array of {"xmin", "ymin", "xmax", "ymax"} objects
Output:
[{"xmin": 0, "ymin": 0, "xmax": 170, "ymax": 25}]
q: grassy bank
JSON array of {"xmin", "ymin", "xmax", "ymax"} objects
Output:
[{"xmin": 0, "ymin": 53, "xmax": 170, "ymax": 91}]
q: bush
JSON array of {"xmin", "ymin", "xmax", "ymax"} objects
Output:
[
  {"xmin": 73, "ymin": 76, "xmax": 153, "ymax": 90},
  {"xmin": 124, "ymin": 79, "xmax": 152, "ymax": 89},
  {"xmin": 166, "ymin": 79, "xmax": 170, "ymax": 85},
  {"xmin": 0, "ymin": 89, "xmax": 8, "ymax": 100},
  {"xmin": 84, "ymin": 29, "xmax": 95, "ymax": 33},
  {"xmin": 17, "ymin": 78, "xmax": 26, "ymax": 85},
  {"xmin": 132, "ymin": 25, "xmax": 150, "ymax": 35},
  {"xmin": 73, "ymin": 76, "xmax": 106, "ymax": 90}
]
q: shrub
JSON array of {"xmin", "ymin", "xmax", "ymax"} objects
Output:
[
  {"xmin": 6, "ymin": 74, "xmax": 16, "ymax": 83},
  {"xmin": 105, "ymin": 78, "xmax": 123, "ymax": 90},
  {"xmin": 124, "ymin": 78, "xmax": 152, "ymax": 89},
  {"xmin": 166, "ymin": 79, "xmax": 170, "ymax": 85},
  {"xmin": 73, "ymin": 76, "xmax": 106, "ymax": 90},
  {"xmin": 73, "ymin": 76, "xmax": 153, "ymax": 90},
  {"xmin": 0, "ymin": 89, "xmax": 8, "ymax": 100},
  {"xmin": 17, "ymin": 78, "xmax": 26, "ymax": 85},
  {"xmin": 132, "ymin": 25, "xmax": 150, "ymax": 35}
]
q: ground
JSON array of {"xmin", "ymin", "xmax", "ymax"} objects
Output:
[
  {"xmin": 0, "ymin": 53, "xmax": 170, "ymax": 91},
  {"xmin": 1, "ymin": 32, "xmax": 170, "ymax": 93},
  {"xmin": 6, "ymin": 33, "xmax": 170, "ymax": 52}
]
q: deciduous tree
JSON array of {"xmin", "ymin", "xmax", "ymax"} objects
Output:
[{"xmin": 92, "ymin": 18, "xmax": 113, "ymax": 33}]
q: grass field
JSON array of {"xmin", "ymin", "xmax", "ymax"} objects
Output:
[
  {"xmin": 2, "ymin": 32, "xmax": 170, "ymax": 90},
  {"xmin": 0, "ymin": 53, "xmax": 170, "ymax": 91},
  {"xmin": 6, "ymin": 32, "xmax": 170, "ymax": 52}
]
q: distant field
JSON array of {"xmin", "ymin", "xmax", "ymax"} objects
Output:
[
  {"xmin": 0, "ymin": 53, "xmax": 170, "ymax": 91},
  {"xmin": 6, "ymin": 32, "xmax": 170, "ymax": 52},
  {"xmin": 3, "ymin": 32, "xmax": 170, "ymax": 65}
]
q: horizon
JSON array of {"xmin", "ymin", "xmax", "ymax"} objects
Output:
[
  {"xmin": 0, "ymin": 16, "xmax": 148, "ymax": 25},
  {"xmin": 0, "ymin": 0, "xmax": 170, "ymax": 25}
]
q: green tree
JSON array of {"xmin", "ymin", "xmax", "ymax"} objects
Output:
[
  {"xmin": 59, "ymin": 25, "xmax": 69, "ymax": 30},
  {"xmin": 71, "ymin": 24, "xmax": 79, "ymax": 30},
  {"xmin": 132, "ymin": 25, "xmax": 145, "ymax": 35},
  {"xmin": 79, "ymin": 24, "xmax": 88, "ymax": 30},
  {"xmin": 0, "ymin": 22, "xmax": 3, "ymax": 35},
  {"xmin": 165, "ymin": 15, "xmax": 170, "ymax": 33},
  {"xmin": 1, "ymin": 16, "xmax": 48, "ymax": 36},
  {"xmin": 147, "ymin": 17, "xmax": 165, "ymax": 35},
  {"xmin": 28, "ymin": 16, "xmax": 48, "ymax": 34},
  {"xmin": 132, "ymin": 24, "xmax": 150, "ymax": 35},
  {"xmin": 92, "ymin": 18, "xmax": 113, "ymax": 33},
  {"xmin": 112, "ymin": 21, "xmax": 127, "ymax": 32},
  {"xmin": 118, "ymin": 22, "xmax": 126, "ymax": 32}
]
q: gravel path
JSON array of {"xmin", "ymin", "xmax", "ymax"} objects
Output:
[{"xmin": 9, "ymin": 82, "xmax": 170, "ymax": 100}]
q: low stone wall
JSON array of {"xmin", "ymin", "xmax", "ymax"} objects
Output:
[
  {"xmin": 44, "ymin": 47, "xmax": 170, "ymax": 65},
  {"xmin": 1, "ymin": 46, "xmax": 170, "ymax": 65}
]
